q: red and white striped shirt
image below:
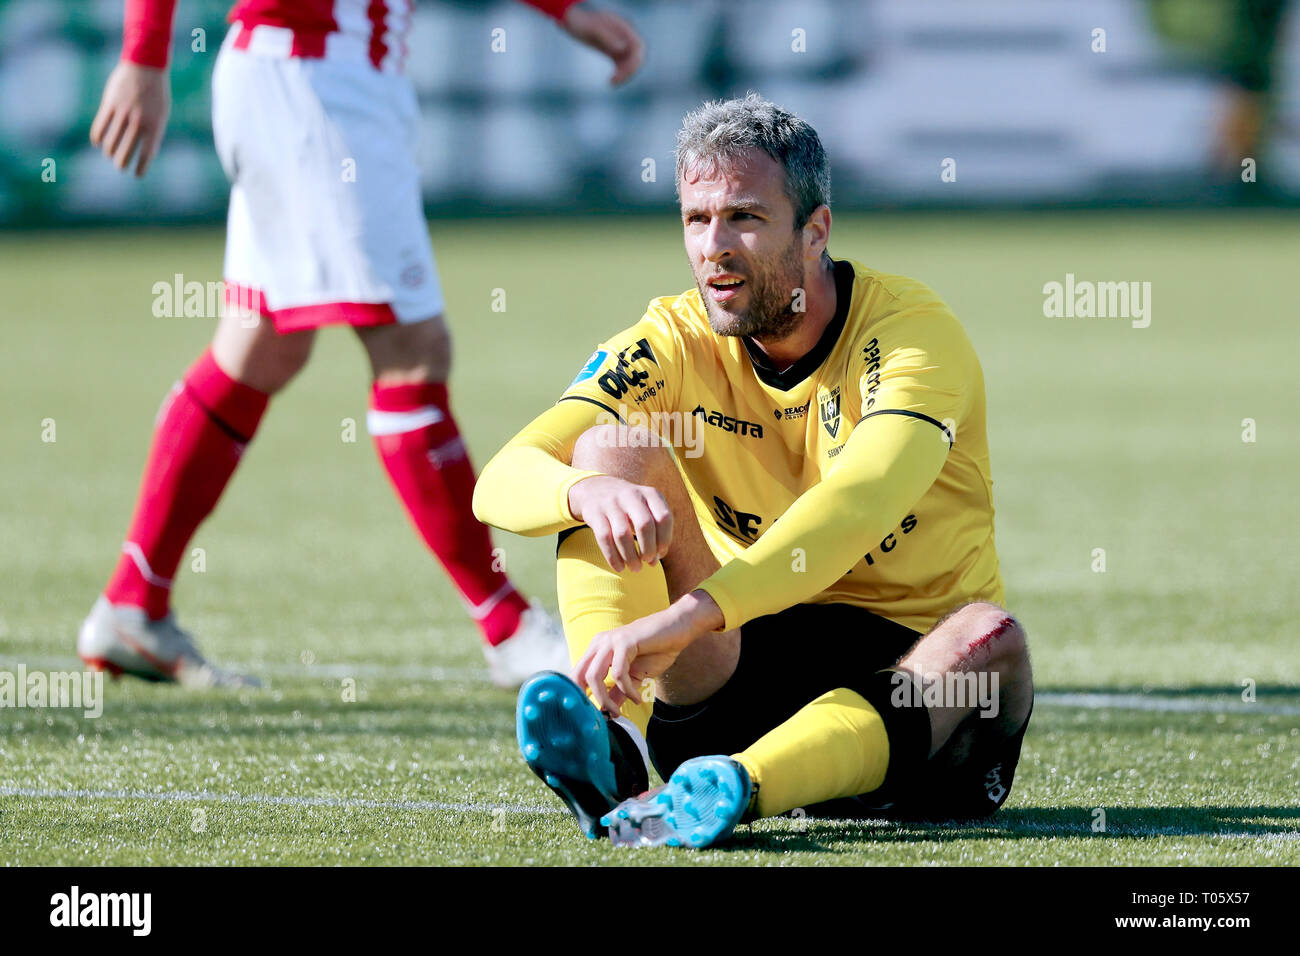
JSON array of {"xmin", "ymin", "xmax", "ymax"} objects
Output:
[{"xmin": 122, "ymin": 0, "xmax": 581, "ymax": 73}]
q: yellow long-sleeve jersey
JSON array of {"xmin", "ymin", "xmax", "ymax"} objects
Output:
[{"xmin": 472, "ymin": 257, "xmax": 1004, "ymax": 635}]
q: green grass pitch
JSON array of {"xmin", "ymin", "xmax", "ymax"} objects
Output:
[{"xmin": 1, "ymin": 212, "xmax": 1297, "ymax": 865}]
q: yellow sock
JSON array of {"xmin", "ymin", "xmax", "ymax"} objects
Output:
[
  {"xmin": 556, "ymin": 527, "xmax": 667, "ymax": 736},
  {"xmin": 733, "ymin": 687, "xmax": 890, "ymax": 818}
]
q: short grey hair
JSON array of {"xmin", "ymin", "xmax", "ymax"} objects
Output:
[{"xmin": 675, "ymin": 93, "xmax": 830, "ymax": 227}]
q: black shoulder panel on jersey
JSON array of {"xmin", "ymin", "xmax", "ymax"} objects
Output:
[
  {"xmin": 743, "ymin": 258, "xmax": 856, "ymax": 392},
  {"xmin": 857, "ymin": 408, "xmax": 954, "ymax": 446}
]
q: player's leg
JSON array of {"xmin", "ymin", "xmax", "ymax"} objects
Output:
[
  {"xmin": 884, "ymin": 602, "xmax": 1035, "ymax": 818},
  {"xmin": 253, "ymin": 41, "xmax": 564, "ymax": 688},
  {"xmin": 518, "ymin": 422, "xmax": 739, "ymax": 837},
  {"xmin": 80, "ymin": 308, "xmax": 314, "ymax": 685},
  {"xmin": 730, "ymin": 602, "xmax": 1032, "ymax": 823},
  {"xmin": 354, "ymin": 310, "xmax": 452, "ymax": 384},
  {"xmin": 566, "ymin": 423, "xmax": 742, "ymax": 707},
  {"xmin": 539, "ymin": 422, "xmax": 740, "ymax": 761},
  {"xmin": 895, "ymin": 602, "xmax": 1034, "ymax": 757},
  {"xmin": 356, "ymin": 317, "xmax": 568, "ymax": 687},
  {"xmin": 605, "ymin": 602, "xmax": 1033, "ymax": 847},
  {"xmin": 79, "ymin": 28, "xmax": 326, "ymax": 687},
  {"xmin": 212, "ymin": 307, "xmax": 317, "ymax": 394},
  {"xmin": 83, "ymin": 28, "xmax": 324, "ymax": 686},
  {"xmin": 601, "ymin": 604, "xmax": 917, "ymax": 847}
]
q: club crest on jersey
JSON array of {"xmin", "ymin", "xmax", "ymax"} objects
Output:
[
  {"xmin": 570, "ymin": 349, "xmax": 610, "ymax": 387},
  {"xmin": 819, "ymin": 385, "xmax": 842, "ymax": 439}
]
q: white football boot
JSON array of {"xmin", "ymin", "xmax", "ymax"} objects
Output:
[
  {"xmin": 482, "ymin": 601, "xmax": 572, "ymax": 689},
  {"xmin": 77, "ymin": 596, "xmax": 260, "ymax": 689}
]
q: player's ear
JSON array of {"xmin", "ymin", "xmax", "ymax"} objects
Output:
[{"xmin": 800, "ymin": 204, "xmax": 831, "ymax": 260}]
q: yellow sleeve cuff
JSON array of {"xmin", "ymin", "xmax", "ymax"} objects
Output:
[
  {"xmin": 695, "ymin": 578, "xmax": 745, "ymax": 633},
  {"xmin": 556, "ymin": 469, "xmax": 606, "ymax": 523},
  {"xmin": 472, "ymin": 398, "xmax": 613, "ymax": 537}
]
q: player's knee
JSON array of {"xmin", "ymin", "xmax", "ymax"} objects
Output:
[
  {"xmin": 273, "ymin": 333, "xmax": 316, "ymax": 384},
  {"xmin": 363, "ymin": 316, "xmax": 452, "ymax": 384},
  {"xmin": 214, "ymin": 325, "xmax": 315, "ymax": 394},
  {"xmin": 571, "ymin": 424, "xmax": 672, "ymax": 479},
  {"xmin": 411, "ymin": 317, "xmax": 452, "ymax": 366},
  {"xmin": 953, "ymin": 602, "xmax": 1028, "ymax": 669}
]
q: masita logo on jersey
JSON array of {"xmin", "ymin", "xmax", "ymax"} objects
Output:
[{"xmin": 691, "ymin": 405, "xmax": 764, "ymax": 438}]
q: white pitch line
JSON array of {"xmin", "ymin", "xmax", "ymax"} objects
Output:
[
  {"xmin": 1037, "ymin": 692, "xmax": 1300, "ymax": 717},
  {"xmin": 0, "ymin": 655, "xmax": 490, "ymax": 683},
  {"xmin": 3, "ymin": 788, "xmax": 1292, "ymax": 841},
  {"xmin": 262, "ymin": 661, "xmax": 488, "ymax": 681},
  {"xmin": 3, "ymin": 655, "xmax": 1297, "ymax": 715},
  {"xmin": 951, "ymin": 820, "xmax": 1298, "ymax": 840},
  {"xmin": 0, "ymin": 786, "xmax": 562, "ymax": 815}
]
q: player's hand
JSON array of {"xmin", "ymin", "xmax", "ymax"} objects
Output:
[
  {"xmin": 574, "ymin": 591, "xmax": 723, "ymax": 713},
  {"xmin": 560, "ymin": 3, "xmax": 645, "ymax": 86},
  {"xmin": 567, "ymin": 475, "xmax": 672, "ymax": 573},
  {"xmin": 90, "ymin": 61, "xmax": 171, "ymax": 178}
]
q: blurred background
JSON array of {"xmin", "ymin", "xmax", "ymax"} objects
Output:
[{"xmin": 1, "ymin": 0, "xmax": 1297, "ymax": 225}]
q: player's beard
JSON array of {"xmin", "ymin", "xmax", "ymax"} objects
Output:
[{"xmin": 697, "ymin": 235, "xmax": 806, "ymax": 344}]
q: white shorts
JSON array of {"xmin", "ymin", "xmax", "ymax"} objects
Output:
[{"xmin": 211, "ymin": 25, "xmax": 443, "ymax": 333}]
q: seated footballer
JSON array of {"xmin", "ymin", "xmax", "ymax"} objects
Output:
[{"xmin": 472, "ymin": 94, "xmax": 1034, "ymax": 849}]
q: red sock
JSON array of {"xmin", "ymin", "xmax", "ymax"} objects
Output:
[
  {"xmin": 369, "ymin": 381, "xmax": 527, "ymax": 645},
  {"xmin": 104, "ymin": 349, "xmax": 269, "ymax": 620}
]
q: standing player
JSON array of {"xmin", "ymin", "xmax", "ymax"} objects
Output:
[
  {"xmin": 78, "ymin": 0, "xmax": 645, "ymax": 688},
  {"xmin": 473, "ymin": 95, "xmax": 1034, "ymax": 847}
]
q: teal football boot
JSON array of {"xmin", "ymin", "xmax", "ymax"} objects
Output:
[
  {"xmin": 602, "ymin": 755, "xmax": 752, "ymax": 848},
  {"xmin": 516, "ymin": 671, "xmax": 649, "ymax": 839}
]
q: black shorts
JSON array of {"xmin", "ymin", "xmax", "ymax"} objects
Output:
[{"xmin": 645, "ymin": 602, "xmax": 1031, "ymax": 821}]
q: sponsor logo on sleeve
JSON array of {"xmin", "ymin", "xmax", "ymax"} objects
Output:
[
  {"xmin": 569, "ymin": 349, "xmax": 610, "ymax": 387},
  {"xmin": 597, "ymin": 338, "xmax": 658, "ymax": 400}
]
